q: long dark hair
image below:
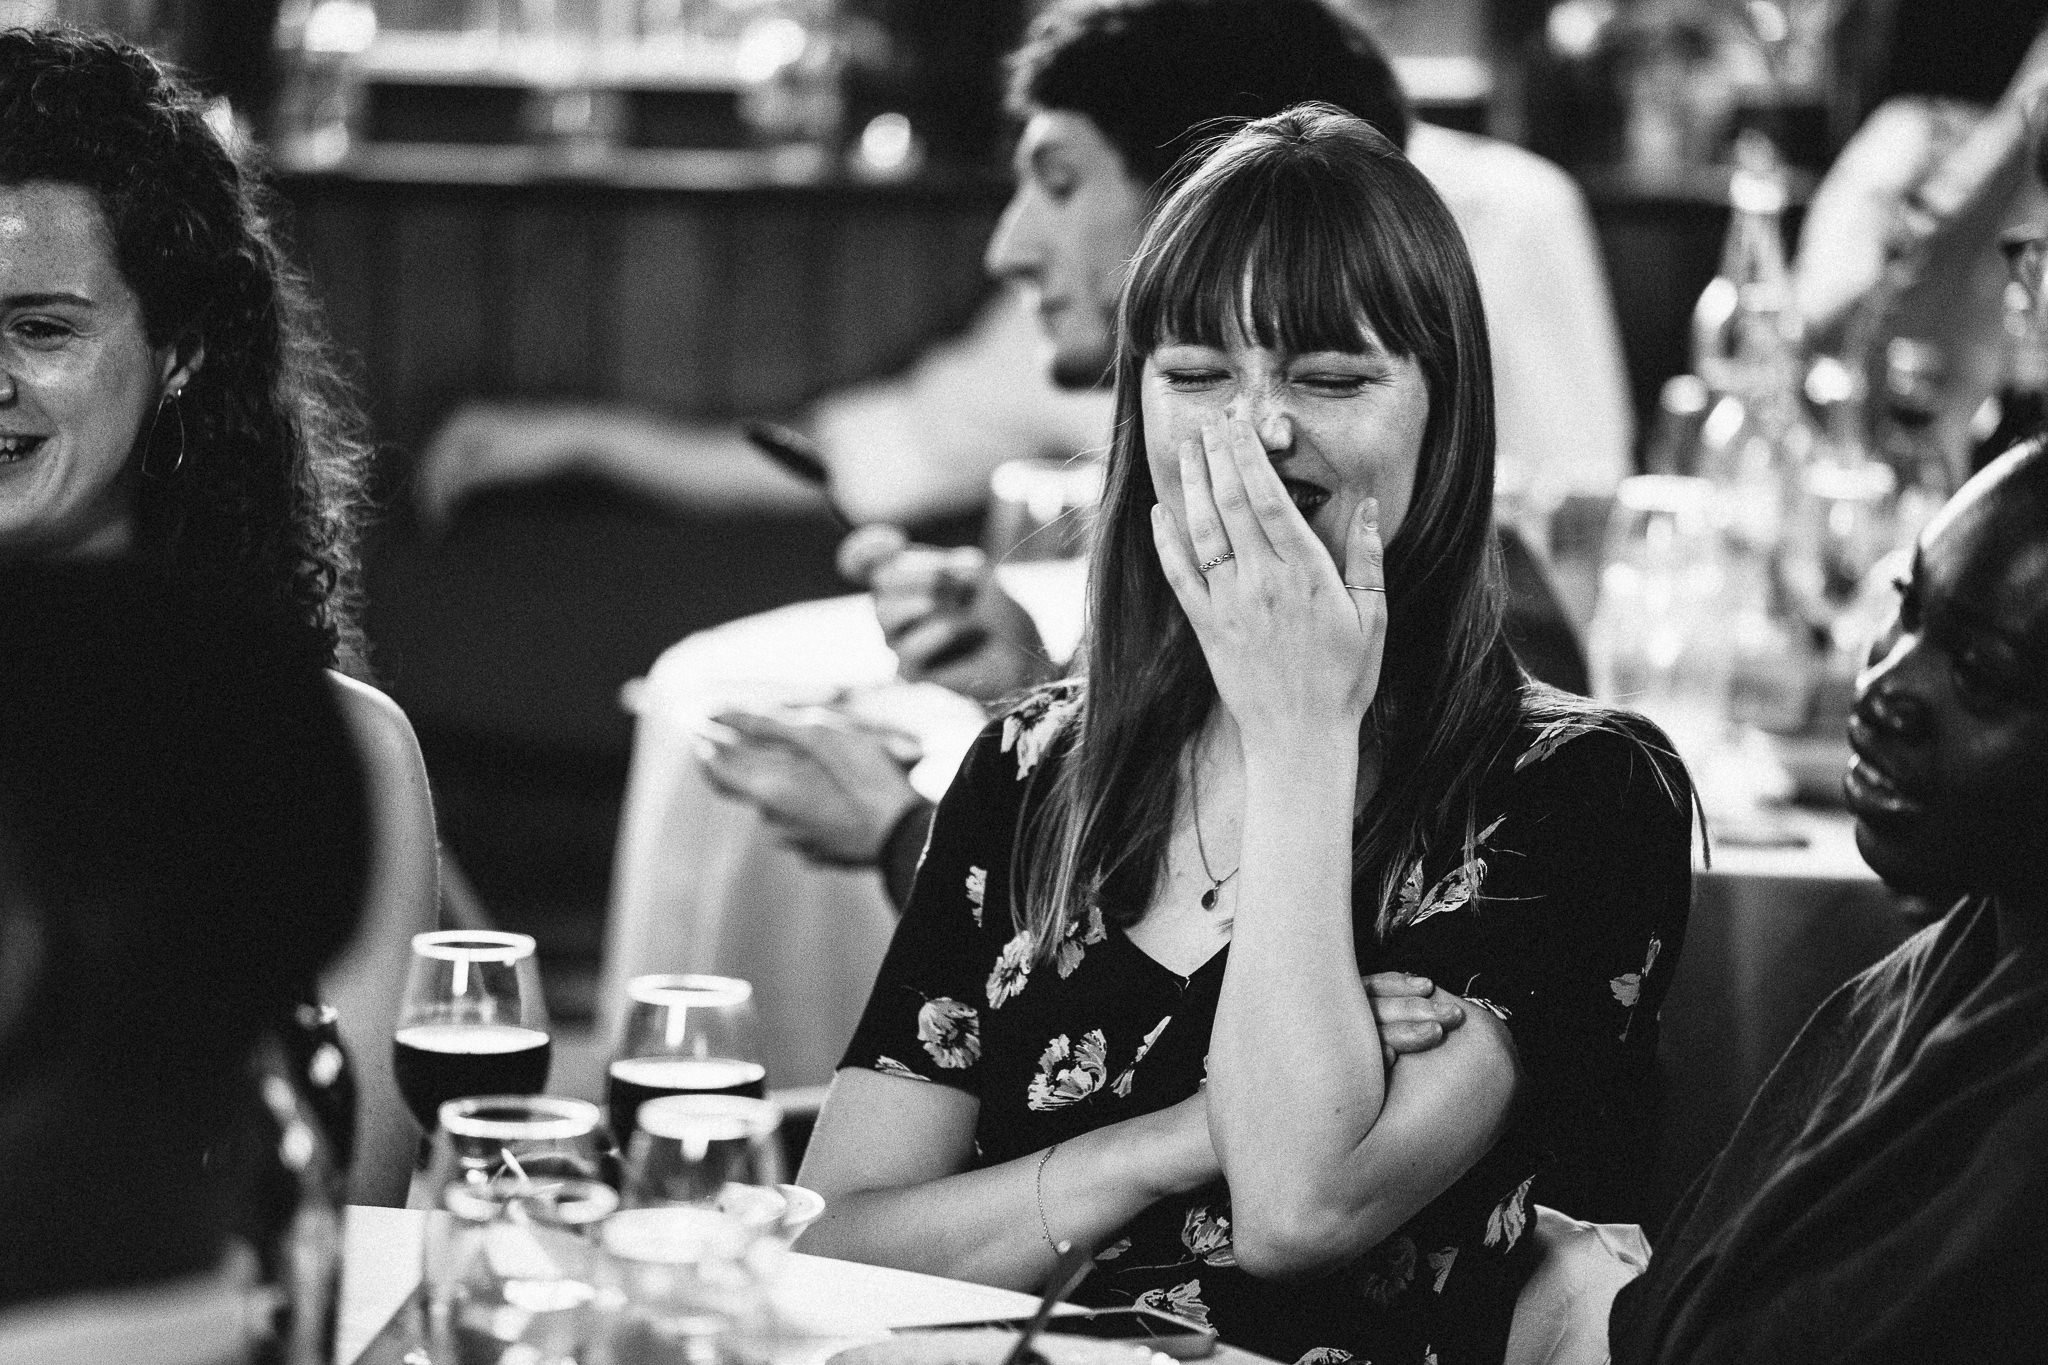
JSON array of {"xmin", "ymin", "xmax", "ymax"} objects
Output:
[
  {"xmin": 0, "ymin": 27, "xmax": 371, "ymax": 674},
  {"xmin": 1018, "ymin": 106, "xmax": 1590, "ymax": 959}
]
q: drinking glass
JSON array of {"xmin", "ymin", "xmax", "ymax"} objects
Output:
[
  {"xmin": 622, "ymin": 1095, "xmax": 787, "ymax": 1212},
  {"xmin": 606, "ymin": 974, "xmax": 765, "ymax": 1147},
  {"xmin": 394, "ymin": 931, "xmax": 552, "ymax": 1145},
  {"xmin": 422, "ymin": 1096, "xmax": 618, "ymax": 1365}
]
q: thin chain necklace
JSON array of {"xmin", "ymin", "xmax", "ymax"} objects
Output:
[{"xmin": 1187, "ymin": 756, "xmax": 1239, "ymax": 911}]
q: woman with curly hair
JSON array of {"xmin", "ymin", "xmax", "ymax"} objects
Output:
[
  {"xmin": 0, "ymin": 25, "xmax": 435, "ymax": 1204},
  {"xmin": 798, "ymin": 107, "xmax": 1695, "ymax": 1364}
]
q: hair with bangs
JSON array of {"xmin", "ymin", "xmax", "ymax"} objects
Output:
[{"xmin": 1016, "ymin": 105, "xmax": 1540, "ymax": 962}]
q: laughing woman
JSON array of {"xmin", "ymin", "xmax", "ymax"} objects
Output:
[
  {"xmin": 0, "ymin": 28, "xmax": 436, "ymax": 1204},
  {"xmin": 796, "ymin": 106, "xmax": 1695, "ymax": 1365}
]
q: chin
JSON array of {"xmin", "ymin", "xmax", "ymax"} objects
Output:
[
  {"xmin": 1048, "ymin": 343, "xmax": 1114, "ymax": 392},
  {"xmin": 1852, "ymin": 819, "xmax": 1966, "ymax": 899}
]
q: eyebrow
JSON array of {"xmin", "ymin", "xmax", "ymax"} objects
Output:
[
  {"xmin": 1, "ymin": 291, "xmax": 95, "ymax": 309},
  {"xmin": 1916, "ymin": 550, "xmax": 2048, "ymax": 672}
]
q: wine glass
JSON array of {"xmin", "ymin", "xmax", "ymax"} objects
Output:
[
  {"xmin": 422, "ymin": 1096, "xmax": 618, "ymax": 1365},
  {"xmin": 623, "ymin": 1095, "xmax": 786, "ymax": 1212},
  {"xmin": 394, "ymin": 931, "xmax": 552, "ymax": 1149},
  {"xmin": 606, "ymin": 974, "xmax": 765, "ymax": 1147}
]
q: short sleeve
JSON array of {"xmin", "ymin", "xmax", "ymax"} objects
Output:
[
  {"xmin": 1386, "ymin": 714, "xmax": 1694, "ymax": 1221},
  {"xmin": 838, "ymin": 687, "xmax": 1076, "ymax": 1091}
]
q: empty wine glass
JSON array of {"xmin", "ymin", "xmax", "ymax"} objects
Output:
[
  {"xmin": 394, "ymin": 931, "xmax": 551, "ymax": 1154},
  {"xmin": 623, "ymin": 1095, "xmax": 786, "ymax": 1213},
  {"xmin": 423, "ymin": 1096, "xmax": 617, "ymax": 1365},
  {"xmin": 606, "ymin": 974, "xmax": 765, "ymax": 1148}
]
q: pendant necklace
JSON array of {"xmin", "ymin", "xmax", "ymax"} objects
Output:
[{"xmin": 1188, "ymin": 760, "xmax": 1239, "ymax": 911}]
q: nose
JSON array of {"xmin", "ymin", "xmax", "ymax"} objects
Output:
[
  {"xmin": 0, "ymin": 365, "xmax": 14, "ymax": 405},
  {"xmin": 1854, "ymin": 636, "xmax": 1934, "ymax": 743},
  {"xmin": 984, "ymin": 190, "xmax": 1042, "ymax": 284},
  {"xmin": 1228, "ymin": 384, "xmax": 1293, "ymax": 453}
]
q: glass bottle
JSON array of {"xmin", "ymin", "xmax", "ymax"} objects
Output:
[
  {"xmin": 242, "ymin": 1031, "xmax": 348, "ymax": 1365},
  {"xmin": 1968, "ymin": 233, "xmax": 2048, "ymax": 473},
  {"xmin": 1876, "ymin": 337, "xmax": 1959, "ymax": 541}
]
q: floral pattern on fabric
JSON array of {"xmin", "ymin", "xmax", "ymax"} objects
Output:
[
  {"xmin": 1180, "ymin": 1203, "xmax": 1237, "ymax": 1267},
  {"xmin": 966, "ymin": 865, "xmax": 987, "ymax": 927},
  {"xmin": 1001, "ymin": 689, "xmax": 1081, "ymax": 779},
  {"xmin": 916, "ymin": 997, "xmax": 980, "ymax": 1069},
  {"xmin": 1294, "ymin": 1351, "xmax": 1355, "ymax": 1365},
  {"xmin": 1055, "ymin": 902, "xmax": 1108, "ymax": 978},
  {"xmin": 1360, "ymin": 1235, "xmax": 1419, "ymax": 1305},
  {"xmin": 1111, "ymin": 1016, "xmax": 1172, "ymax": 1099},
  {"xmin": 1484, "ymin": 1176, "xmax": 1534, "ymax": 1251},
  {"xmin": 987, "ymin": 931, "xmax": 1033, "ymax": 1009},
  {"xmin": 841, "ymin": 688, "xmax": 1694, "ymax": 1365},
  {"xmin": 1611, "ymin": 936, "xmax": 1663, "ymax": 1038},
  {"xmin": 872, "ymin": 1055, "xmax": 928, "ymax": 1082},
  {"xmin": 1137, "ymin": 1280, "xmax": 1211, "ymax": 1328},
  {"xmin": 1027, "ymin": 1029, "xmax": 1110, "ymax": 1110}
]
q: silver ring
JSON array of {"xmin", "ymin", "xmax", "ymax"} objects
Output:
[
  {"xmin": 1342, "ymin": 583, "xmax": 1384, "ymax": 593},
  {"xmin": 1197, "ymin": 551, "xmax": 1236, "ymax": 574}
]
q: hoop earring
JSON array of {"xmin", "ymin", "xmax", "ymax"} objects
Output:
[{"xmin": 140, "ymin": 390, "xmax": 188, "ymax": 481}]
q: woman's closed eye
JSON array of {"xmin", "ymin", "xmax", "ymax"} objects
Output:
[
  {"xmin": 7, "ymin": 316, "xmax": 77, "ymax": 348},
  {"xmin": 1159, "ymin": 367, "xmax": 1231, "ymax": 391}
]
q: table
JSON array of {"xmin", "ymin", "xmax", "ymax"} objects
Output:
[{"xmin": 339, "ymin": 1206, "xmax": 1277, "ymax": 1365}]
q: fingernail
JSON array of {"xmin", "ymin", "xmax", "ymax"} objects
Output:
[{"xmin": 1364, "ymin": 497, "xmax": 1380, "ymax": 530}]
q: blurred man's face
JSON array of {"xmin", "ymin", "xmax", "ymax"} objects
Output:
[{"xmin": 983, "ymin": 111, "xmax": 1149, "ymax": 390}]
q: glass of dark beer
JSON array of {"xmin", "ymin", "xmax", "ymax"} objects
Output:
[
  {"xmin": 394, "ymin": 931, "xmax": 552, "ymax": 1154},
  {"xmin": 606, "ymin": 975, "xmax": 764, "ymax": 1146}
]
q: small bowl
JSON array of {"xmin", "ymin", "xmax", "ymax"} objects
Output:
[{"xmin": 776, "ymin": 1182, "xmax": 826, "ymax": 1244}]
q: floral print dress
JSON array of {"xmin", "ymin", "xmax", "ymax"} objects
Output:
[{"xmin": 841, "ymin": 684, "xmax": 1693, "ymax": 1365}]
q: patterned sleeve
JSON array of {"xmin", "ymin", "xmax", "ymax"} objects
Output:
[
  {"xmin": 1386, "ymin": 713, "xmax": 1694, "ymax": 1221},
  {"xmin": 837, "ymin": 686, "xmax": 1075, "ymax": 1092}
]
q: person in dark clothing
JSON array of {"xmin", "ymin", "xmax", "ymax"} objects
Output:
[
  {"xmin": 0, "ymin": 563, "xmax": 368, "ymax": 1325},
  {"xmin": 1609, "ymin": 440, "xmax": 2048, "ymax": 1363},
  {"xmin": 797, "ymin": 107, "xmax": 1694, "ymax": 1364}
]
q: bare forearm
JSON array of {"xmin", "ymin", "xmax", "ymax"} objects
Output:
[
  {"xmin": 799, "ymin": 1106, "xmax": 1208, "ymax": 1289},
  {"xmin": 1207, "ymin": 744, "xmax": 1387, "ymax": 1257}
]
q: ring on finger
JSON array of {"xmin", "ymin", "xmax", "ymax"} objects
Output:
[
  {"xmin": 1198, "ymin": 551, "xmax": 1236, "ymax": 574},
  {"xmin": 1342, "ymin": 582, "xmax": 1385, "ymax": 593}
]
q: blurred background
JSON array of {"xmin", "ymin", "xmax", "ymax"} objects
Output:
[{"xmin": 4, "ymin": 0, "xmax": 2039, "ymax": 1049}]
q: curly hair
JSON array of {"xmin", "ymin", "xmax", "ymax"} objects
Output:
[{"xmin": 0, "ymin": 26, "xmax": 371, "ymax": 674}]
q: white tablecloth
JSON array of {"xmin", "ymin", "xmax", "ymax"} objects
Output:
[{"xmin": 340, "ymin": 1205, "xmax": 1055, "ymax": 1365}]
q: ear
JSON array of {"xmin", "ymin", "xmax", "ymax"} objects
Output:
[{"xmin": 157, "ymin": 335, "xmax": 205, "ymax": 399}]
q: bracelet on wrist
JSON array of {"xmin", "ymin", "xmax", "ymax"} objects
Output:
[{"xmin": 1035, "ymin": 1142, "xmax": 1062, "ymax": 1255}]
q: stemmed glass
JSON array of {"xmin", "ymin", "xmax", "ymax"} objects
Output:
[
  {"xmin": 422, "ymin": 1096, "xmax": 617, "ymax": 1365},
  {"xmin": 599, "ymin": 1095, "xmax": 789, "ymax": 1363},
  {"xmin": 605, "ymin": 974, "xmax": 765, "ymax": 1148},
  {"xmin": 394, "ymin": 931, "xmax": 552, "ymax": 1154}
]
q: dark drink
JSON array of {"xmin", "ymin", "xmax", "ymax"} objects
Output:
[
  {"xmin": 393, "ymin": 1023, "xmax": 552, "ymax": 1130},
  {"xmin": 606, "ymin": 1056, "xmax": 767, "ymax": 1139}
]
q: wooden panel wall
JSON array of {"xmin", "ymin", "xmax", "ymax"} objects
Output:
[{"xmin": 275, "ymin": 175, "xmax": 1008, "ymax": 462}]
